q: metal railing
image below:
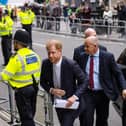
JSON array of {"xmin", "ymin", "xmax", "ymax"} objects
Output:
[
  {"xmin": 0, "ymin": 82, "xmax": 54, "ymax": 126},
  {"xmin": 19, "ymin": 16, "xmax": 126, "ymax": 42},
  {"xmin": 14, "ymin": 15, "xmax": 126, "ymax": 42}
]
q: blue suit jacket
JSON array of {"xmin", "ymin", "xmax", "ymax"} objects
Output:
[
  {"xmin": 77, "ymin": 50, "xmax": 126, "ymax": 101},
  {"xmin": 40, "ymin": 56, "xmax": 88, "ymax": 101}
]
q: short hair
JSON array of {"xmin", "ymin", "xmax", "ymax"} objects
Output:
[
  {"xmin": 85, "ymin": 36, "xmax": 98, "ymax": 46},
  {"xmin": 46, "ymin": 39, "xmax": 62, "ymax": 50},
  {"xmin": 84, "ymin": 28, "xmax": 96, "ymax": 38}
]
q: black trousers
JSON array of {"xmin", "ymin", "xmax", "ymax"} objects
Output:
[
  {"xmin": 79, "ymin": 90, "xmax": 110, "ymax": 126},
  {"xmin": 1, "ymin": 35, "xmax": 12, "ymax": 65},
  {"xmin": 22, "ymin": 24, "xmax": 32, "ymax": 49},
  {"xmin": 55, "ymin": 97, "xmax": 85, "ymax": 126},
  {"xmin": 56, "ymin": 108, "xmax": 78, "ymax": 126},
  {"xmin": 122, "ymin": 100, "xmax": 126, "ymax": 126},
  {"xmin": 15, "ymin": 85, "xmax": 38, "ymax": 126}
]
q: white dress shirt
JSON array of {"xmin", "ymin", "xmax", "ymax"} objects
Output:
[
  {"xmin": 86, "ymin": 49, "xmax": 103, "ymax": 90},
  {"xmin": 53, "ymin": 57, "xmax": 62, "ymax": 88}
]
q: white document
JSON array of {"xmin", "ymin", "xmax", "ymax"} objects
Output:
[{"xmin": 54, "ymin": 99, "xmax": 79, "ymax": 110}]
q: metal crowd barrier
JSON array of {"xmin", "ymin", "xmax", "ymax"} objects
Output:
[
  {"xmin": 21, "ymin": 16, "xmax": 126, "ymax": 42},
  {"xmin": 0, "ymin": 82, "xmax": 54, "ymax": 126},
  {"xmin": 14, "ymin": 16, "xmax": 126, "ymax": 42}
]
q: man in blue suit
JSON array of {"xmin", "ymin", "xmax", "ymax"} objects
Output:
[
  {"xmin": 77, "ymin": 36, "xmax": 126, "ymax": 126},
  {"xmin": 40, "ymin": 39, "xmax": 88, "ymax": 126}
]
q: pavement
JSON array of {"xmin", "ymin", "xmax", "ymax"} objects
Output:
[{"xmin": 0, "ymin": 118, "xmax": 9, "ymax": 126}]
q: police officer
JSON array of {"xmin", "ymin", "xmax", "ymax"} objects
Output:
[
  {"xmin": 18, "ymin": 3, "xmax": 35, "ymax": 49},
  {"xmin": 0, "ymin": 29, "xmax": 41, "ymax": 126},
  {"xmin": 0, "ymin": 9, "xmax": 13, "ymax": 66}
]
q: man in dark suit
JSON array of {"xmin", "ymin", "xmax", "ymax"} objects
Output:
[
  {"xmin": 40, "ymin": 39, "xmax": 88, "ymax": 126},
  {"xmin": 77, "ymin": 36, "xmax": 126, "ymax": 126},
  {"xmin": 73, "ymin": 28, "xmax": 107, "ymax": 126},
  {"xmin": 117, "ymin": 48, "xmax": 126, "ymax": 126},
  {"xmin": 73, "ymin": 28, "xmax": 107, "ymax": 64}
]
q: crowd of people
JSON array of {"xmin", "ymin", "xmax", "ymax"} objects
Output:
[
  {"xmin": 1, "ymin": 0, "xmax": 126, "ymax": 35},
  {"xmin": 0, "ymin": 0, "xmax": 126, "ymax": 126},
  {"xmin": 29, "ymin": 0, "xmax": 126, "ymax": 35}
]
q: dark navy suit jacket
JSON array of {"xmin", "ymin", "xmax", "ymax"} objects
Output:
[
  {"xmin": 40, "ymin": 56, "xmax": 88, "ymax": 105},
  {"xmin": 77, "ymin": 50, "xmax": 126, "ymax": 101}
]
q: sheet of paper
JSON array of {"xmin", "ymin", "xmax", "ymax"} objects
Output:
[{"xmin": 54, "ymin": 99, "xmax": 79, "ymax": 109}]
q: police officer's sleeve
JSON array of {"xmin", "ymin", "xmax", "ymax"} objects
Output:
[{"xmin": 0, "ymin": 55, "xmax": 19, "ymax": 81}]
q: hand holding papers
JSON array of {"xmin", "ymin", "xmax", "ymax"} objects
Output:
[
  {"xmin": 54, "ymin": 98, "xmax": 79, "ymax": 110},
  {"xmin": 65, "ymin": 95, "xmax": 78, "ymax": 108}
]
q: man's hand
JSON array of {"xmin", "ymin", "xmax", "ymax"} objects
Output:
[
  {"xmin": 65, "ymin": 95, "xmax": 76, "ymax": 108},
  {"xmin": 51, "ymin": 88, "xmax": 66, "ymax": 97},
  {"xmin": 122, "ymin": 89, "xmax": 126, "ymax": 99}
]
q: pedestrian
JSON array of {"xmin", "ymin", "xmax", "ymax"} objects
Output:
[
  {"xmin": 0, "ymin": 9, "xmax": 13, "ymax": 66},
  {"xmin": 73, "ymin": 28, "xmax": 107, "ymax": 64},
  {"xmin": 76, "ymin": 36, "xmax": 126, "ymax": 126},
  {"xmin": 0, "ymin": 29, "xmax": 41, "ymax": 126},
  {"xmin": 73, "ymin": 28, "xmax": 107, "ymax": 126},
  {"xmin": 40, "ymin": 39, "xmax": 88, "ymax": 126},
  {"xmin": 18, "ymin": 3, "xmax": 35, "ymax": 49},
  {"xmin": 103, "ymin": 6, "xmax": 113, "ymax": 36},
  {"xmin": 117, "ymin": 48, "xmax": 126, "ymax": 126}
]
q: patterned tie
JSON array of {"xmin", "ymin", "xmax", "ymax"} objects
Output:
[{"xmin": 89, "ymin": 56, "xmax": 94, "ymax": 89}]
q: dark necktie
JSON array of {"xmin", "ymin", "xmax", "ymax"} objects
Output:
[{"xmin": 89, "ymin": 56, "xmax": 94, "ymax": 89}]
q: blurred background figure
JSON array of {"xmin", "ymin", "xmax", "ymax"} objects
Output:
[
  {"xmin": 41, "ymin": 1, "xmax": 49, "ymax": 29},
  {"xmin": 0, "ymin": 8, "xmax": 13, "ymax": 66},
  {"xmin": 103, "ymin": 5, "xmax": 113, "ymax": 36},
  {"xmin": 114, "ymin": 0, "xmax": 126, "ymax": 37},
  {"xmin": 11, "ymin": 6, "xmax": 18, "ymax": 22},
  {"xmin": 52, "ymin": 0, "xmax": 62, "ymax": 31},
  {"xmin": 68, "ymin": 1, "xmax": 78, "ymax": 33},
  {"xmin": 18, "ymin": 3, "xmax": 35, "ymax": 49},
  {"xmin": 76, "ymin": 1, "xmax": 92, "ymax": 33}
]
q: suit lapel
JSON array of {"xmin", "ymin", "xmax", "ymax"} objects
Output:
[
  {"xmin": 48, "ymin": 61, "xmax": 53, "ymax": 85},
  {"xmin": 99, "ymin": 51, "xmax": 104, "ymax": 75},
  {"xmin": 61, "ymin": 57, "xmax": 65, "ymax": 89},
  {"xmin": 82, "ymin": 54, "xmax": 89, "ymax": 71}
]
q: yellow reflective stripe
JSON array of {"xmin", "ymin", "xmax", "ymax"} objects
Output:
[
  {"xmin": 3, "ymin": 70, "xmax": 14, "ymax": 77},
  {"xmin": 11, "ymin": 77, "xmax": 40, "ymax": 83},
  {"xmin": 17, "ymin": 54, "xmax": 25, "ymax": 72},
  {"xmin": 22, "ymin": 17, "xmax": 31, "ymax": 20},
  {"xmin": 16, "ymin": 69, "xmax": 40, "ymax": 75},
  {"xmin": 0, "ymin": 30, "xmax": 10, "ymax": 32},
  {"xmin": 11, "ymin": 79, "xmax": 33, "ymax": 83},
  {"xmin": 0, "ymin": 74, "xmax": 3, "ymax": 80}
]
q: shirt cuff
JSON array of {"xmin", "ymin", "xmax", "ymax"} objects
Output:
[
  {"xmin": 49, "ymin": 88, "xmax": 54, "ymax": 94},
  {"xmin": 73, "ymin": 95, "xmax": 79, "ymax": 100}
]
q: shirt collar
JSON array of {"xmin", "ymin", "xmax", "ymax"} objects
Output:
[
  {"xmin": 53, "ymin": 57, "xmax": 62, "ymax": 67},
  {"xmin": 90, "ymin": 49, "xmax": 99, "ymax": 57}
]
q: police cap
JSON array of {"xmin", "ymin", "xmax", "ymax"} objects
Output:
[{"xmin": 14, "ymin": 29, "xmax": 29, "ymax": 46}]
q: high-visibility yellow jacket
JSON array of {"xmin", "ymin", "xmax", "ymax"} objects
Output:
[
  {"xmin": 0, "ymin": 48, "xmax": 41, "ymax": 88},
  {"xmin": 18, "ymin": 9, "xmax": 35, "ymax": 25},
  {"xmin": 0, "ymin": 15, "xmax": 13, "ymax": 36}
]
